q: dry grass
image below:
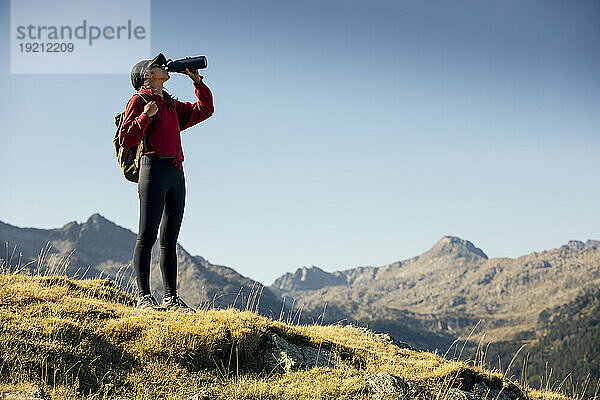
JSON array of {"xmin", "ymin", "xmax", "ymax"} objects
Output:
[{"xmin": 0, "ymin": 269, "xmax": 577, "ymax": 400}]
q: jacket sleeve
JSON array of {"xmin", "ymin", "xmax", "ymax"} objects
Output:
[
  {"xmin": 119, "ymin": 95, "xmax": 153, "ymax": 148},
  {"xmin": 176, "ymin": 80, "xmax": 215, "ymax": 131}
]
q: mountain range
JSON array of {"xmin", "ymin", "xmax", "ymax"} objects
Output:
[{"xmin": 270, "ymin": 235, "xmax": 600, "ymax": 342}]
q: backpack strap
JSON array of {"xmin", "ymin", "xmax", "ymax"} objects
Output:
[
  {"xmin": 136, "ymin": 92, "xmax": 151, "ymax": 104},
  {"xmin": 134, "ymin": 92, "xmax": 153, "ymax": 154}
]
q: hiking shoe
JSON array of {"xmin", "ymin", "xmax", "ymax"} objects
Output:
[
  {"xmin": 135, "ymin": 294, "xmax": 166, "ymax": 311},
  {"xmin": 162, "ymin": 295, "xmax": 196, "ymax": 312}
]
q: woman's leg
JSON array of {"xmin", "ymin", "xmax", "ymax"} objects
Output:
[
  {"xmin": 159, "ymin": 168, "xmax": 186, "ymax": 298},
  {"xmin": 133, "ymin": 158, "xmax": 167, "ymax": 296}
]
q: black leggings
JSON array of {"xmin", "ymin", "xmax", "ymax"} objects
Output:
[{"xmin": 133, "ymin": 154, "xmax": 185, "ymax": 298}]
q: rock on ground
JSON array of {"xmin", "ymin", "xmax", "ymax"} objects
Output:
[
  {"xmin": 365, "ymin": 372, "xmax": 408, "ymax": 399},
  {"xmin": 261, "ymin": 333, "xmax": 341, "ymax": 374}
]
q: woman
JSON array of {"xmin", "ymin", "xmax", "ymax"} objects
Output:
[{"xmin": 119, "ymin": 53, "xmax": 214, "ymax": 312}]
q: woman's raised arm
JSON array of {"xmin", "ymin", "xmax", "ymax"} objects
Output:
[{"xmin": 176, "ymin": 79, "xmax": 215, "ymax": 131}]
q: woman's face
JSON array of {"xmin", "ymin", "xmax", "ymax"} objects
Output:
[{"xmin": 145, "ymin": 63, "xmax": 170, "ymax": 83}]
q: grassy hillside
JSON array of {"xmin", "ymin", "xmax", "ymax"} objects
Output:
[
  {"xmin": 0, "ymin": 216, "xmax": 288, "ymax": 317},
  {"xmin": 0, "ymin": 272, "xmax": 575, "ymax": 400}
]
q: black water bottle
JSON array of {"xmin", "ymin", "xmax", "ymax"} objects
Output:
[{"xmin": 165, "ymin": 56, "xmax": 208, "ymax": 73}]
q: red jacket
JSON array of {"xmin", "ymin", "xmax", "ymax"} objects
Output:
[{"xmin": 119, "ymin": 80, "xmax": 214, "ymax": 170}]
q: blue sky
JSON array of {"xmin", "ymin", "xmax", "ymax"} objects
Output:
[{"xmin": 1, "ymin": 0, "xmax": 599, "ymax": 285}]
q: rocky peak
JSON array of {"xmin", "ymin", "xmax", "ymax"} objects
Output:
[
  {"xmin": 565, "ymin": 240, "xmax": 586, "ymax": 250},
  {"xmin": 85, "ymin": 213, "xmax": 113, "ymax": 228},
  {"xmin": 562, "ymin": 239, "xmax": 600, "ymax": 251},
  {"xmin": 54, "ymin": 214, "xmax": 119, "ymax": 243},
  {"xmin": 60, "ymin": 220, "xmax": 81, "ymax": 238},
  {"xmin": 44, "ymin": 213, "xmax": 139, "ymax": 266},
  {"xmin": 587, "ymin": 240, "xmax": 600, "ymax": 249},
  {"xmin": 425, "ymin": 236, "xmax": 488, "ymax": 260},
  {"xmin": 272, "ymin": 265, "xmax": 346, "ymax": 292}
]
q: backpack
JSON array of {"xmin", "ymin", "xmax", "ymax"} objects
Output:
[{"xmin": 113, "ymin": 93, "xmax": 152, "ymax": 183}]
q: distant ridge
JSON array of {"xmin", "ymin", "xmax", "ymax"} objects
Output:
[
  {"xmin": 562, "ymin": 239, "xmax": 600, "ymax": 250},
  {"xmin": 270, "ymin": 233, "xmax": 600, "ymax": 342}
]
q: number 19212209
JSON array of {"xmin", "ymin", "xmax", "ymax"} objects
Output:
[{"xmin": 19, "ymin": 42, "xmax": 74, "ymax": 52}]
